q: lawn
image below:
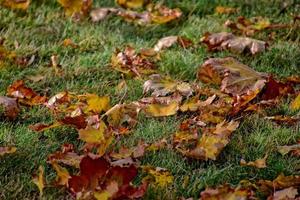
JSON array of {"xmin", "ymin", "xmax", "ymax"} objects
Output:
[{"xmin": 0, "ymin": 0, "xmax": 300, "ymax": 199}]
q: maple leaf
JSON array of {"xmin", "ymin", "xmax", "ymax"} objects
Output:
[
  {"xmin": 201, "ymin": 184, "xmax": 254, "ymax": 200},
  {"xmin": 143, "ymin": 74, "xmax": 193, "ymax": 97},
  {"xmin": 116, "ymin": 0, "xmax": 149, "ymax": 9},
  {"xmin": 80, "ymin": 94, "xmax": 110, "ymax": 113},
  {"xmin": 78, "ymin": 122, "xmax": 107, "ymax": 144},
  {"xmin": 0, "ymin": 146, "xmax": 17, "ymax": 156},
  {"xmin": 57, "ymin": 0, "xmax": 92, "ymax": 18},
  {"xmin": 111, "ymin": 46, "xmax": 157, "ymax": 77},
  {"xmin": 179, "ymin": 120, "xmax": 239, "ymax": 160},
  {"xmin": 144, "ymin": 101, "xmax": 179, "ymax": 117},
  {"xmin": 198, "ymin": 57, "xmax": 266, "ymax": 96},
  {"xmin": 32, "ymin": 166, "xmax": 45, "ymax": 197},
  {"xmin": 0, "ymin": 96, "xmax": 20, "ymax": 119},
  {"xmin": 240, "ymin": 154, "xmax": 268, "ymax": 169},
  {"xmin": 201, "ymin": 32, "xmax": 267, "ymax": 55},
  {"xmin": 1, "ymin": 0, "xmax": 30, "ymax": 10},
  {"xmin": 142, "ymin": 166, "xmax": 174, "ymax": 187},
  {"xmin": 7, "ymin": 80, "xmax": 47, "ymax": 106}
]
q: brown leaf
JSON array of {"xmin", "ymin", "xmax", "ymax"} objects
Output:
[
  {"xmin": 179, "ymin": 120, "xmax": 239, "ymax": 160},
  {"xmin": 198, "ymin": 57, "xmax": 266, "ymax": 96},
  {"xmin": 240, "ymin": 155, "xmax": 268, "ymax": 168},
  {"xmin": 0, "ymin": 96, "xmax": 20, "ymax": 119},
  {"xmin": 153, "ymin": 36, "xmax": 193, "ymax": 52},
  {"xmin": 62, "ymin": 38, "xmax": 78, "ymax": 48},
  {"xmin": 201, "ymin": 32, "xmax": 267, "ymax": 55},
  {"xmin": 143, "ymin": 74, "xmax": 193, "ymax": 97},
  {"xmin": 111, "ymin": 46, "xmax": 157, "ymax": 77},
  {"xmin": 261, "ymin": 76, "xmax": 294, "ymax": 100},
  {"xmin": 7, "ymin": 80, "xmax": 47, "ymax": 106},
  {"xmin": 225, "ymin": 16, "xmax": 271, "ymax": 36},
  {"xmin": 0, "ymin": 146, "xmax": 17, "ymax": 156},
  {"xmin": 277, "ymin": 143, "xmax": 300, "ymax": 156},
  {"xmin": 265, "ymin": 115, "xmax": 300, "ymax": 125}
]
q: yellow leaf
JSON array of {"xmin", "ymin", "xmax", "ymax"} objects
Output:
[
  {"xmin": 57, "ymin": 0, "xmax": 92, "ymax": 16},
  {"xmin": 142, "ymin": 166, "xmax": 173, "ymax": 187},
  {"xmin": 0, "ymin": 146, "xmax": 17, "ymax": 156},
  {"xmin": 291, "ymin": 94, "xmax": 300, "ymax": 111},
  {"xmin": 1, "ymin": 0, "xmax": 30, "ymax": 10},
  {"xmin": 116, "ymin": 0, "xmax": 147, "ymax": 9},
  {"xmin": 215, "ymin": 6, "xmax": 237, "ymax": 14},
  {"xmin": 32, "ymin": 166, "xmax": 45, "ymax": 197},
  {"xmin": 85, "ymin": 94, "xmax": 110, "ymax": 113},
  {"xmin": 51, "ymin": 162, "xmax": 70, "ymax": 186},
  {"xmin": 240, "ymin": 155, "xmax": 268, "ymax": 169},
  {"xmin": 78, "ymin": 121, "xmax": 106, "ymax": 144},
  {"xmin": 145, "ymin": 102, "xmax": 179, "ymax": 117}
]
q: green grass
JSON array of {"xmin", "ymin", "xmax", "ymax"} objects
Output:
[{"xmin": 0, "ymin": 0, "xmax": 300, "ymax": 199}]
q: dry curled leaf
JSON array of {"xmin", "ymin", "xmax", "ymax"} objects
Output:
[
  {"xmin": 0, "ymin": 146, "xmax": 17, "ymax": 156},
  {"xmin": 198, "ymin": 57, "xmax": 266, "ymax": 96},
  {"xmin": 0, "ymin": 96, "xmax": 20, "ymax": 119},
  {"xmin": 111, "ymin": 46, "xmax": 157, "ymax": 77},
  {"xmin": 277, "ymin": 143, "xmax": 300, "ymax": 156},
  {"xmin": 90, "ymin": 7, "xmax": 119, "ymax": 22},
  {"xmin": 268, "ymin": 187, "xmax": 298, "ymax": 200},
  {"xmin": 201, "ymin": 32, "xmax": 267, "ymax": 55},
  {"xmin": 153, "ymin": 36, "xmax": 193, "ymax": 52},
  {"xmin": 179, "ymin": 120, "xmax": 239, "ymax": 160},
  {"xmin": 240, "ymin": 155, "xmax": 268, "ymax": 168},
  {"xmin": 143, "ymin": 74, "xmax": 193, "ymax": 97}
]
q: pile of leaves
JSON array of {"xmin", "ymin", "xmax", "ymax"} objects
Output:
[{"xmin": 1, "ymin": 0, "xmax": 300, "ymax": 199}]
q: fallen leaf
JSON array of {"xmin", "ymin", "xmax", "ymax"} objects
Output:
[
  {"xmin": 142, "ymin": 166, "xmax": 174, "ymax": 187},
  {"xmin": 153, "ymin": 36, "xmax": 193, "ymax": 52},
  {"xmin": 116, "ymin": 0, "xmax": 148, "ymax": 9},
  {"xmin": 51, "ymin": 162, "xmax": 71, "ymax": 186},
  {"xmin": 26, "ymin": 74, "xmax": 45, "ymax": 83},
  {"xmin": 0, "ymin": 96, "xmax": 20, "ymax": 119},
  {"xmin": 78, "ymin": 122, "xmax": 107, "ymax": 144},
  {"xmin": 198, "ymin": 57, "xmax": 266, "ymax": 96},
  {"xmin": 111, "ymin": 46, "xmax": 157, "ymax": 77},
  {"xmin": 215, "ymin": 6, "xmax": 238, "ymax": 14},
  {"xmin": 268, "ymin": 187, "xmax": 298, "ymax": 200},
  {"xmin": 201, "ymin": 184, "xmax": 254, "ymax": 200},
  {"xmin": 291, "ymin": 93, "xmax": 300, "ymax": 111},
  {"xmin": 7, "ymin": 80, "xmax": 47, "ymax": 106},
  {"xmin": 1, "ymin": 0, "xmax": 30, "ymax": 10},
  {"xmin": 62, "ymin": 38, "xmax": 78, "ymax": 48},
  {"xmin": 277, "ymin": 143, "xmax": 300, "ymax": 156},
  {"xmin": 143, "ymin": 74, "xmax": 193, "ymax": 97},
  {"xmin": 264, "ymin": 115, "xmax": 300, "ymax": 125},
  {"xmin": 57, "ymin": 0, "xmax": 92, "ymax": 18},
  {"xmin": 144, "ymin": 101, "xmax": 179, "ymax": 117},
  {"xmin": 0, "ymin": 146, "xmax": 17, "ymax": 156},
  {"xmin": 201, "ymin": 32, "xmax": 267, "ymax": 55},
  {"xmin": 240, "ymin": 155, "xmax": 268, "ymax": 168},
  {"xmin": 32, "ymin": 166, "xmax": 45, "ymax": 197},
  {"xmin": 261, "ymin": 76, "xmax": 294, "ymax": 100},
  {"xmin": 90, "ymin": 7, "xmax": 119, "ymax": 22}
]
